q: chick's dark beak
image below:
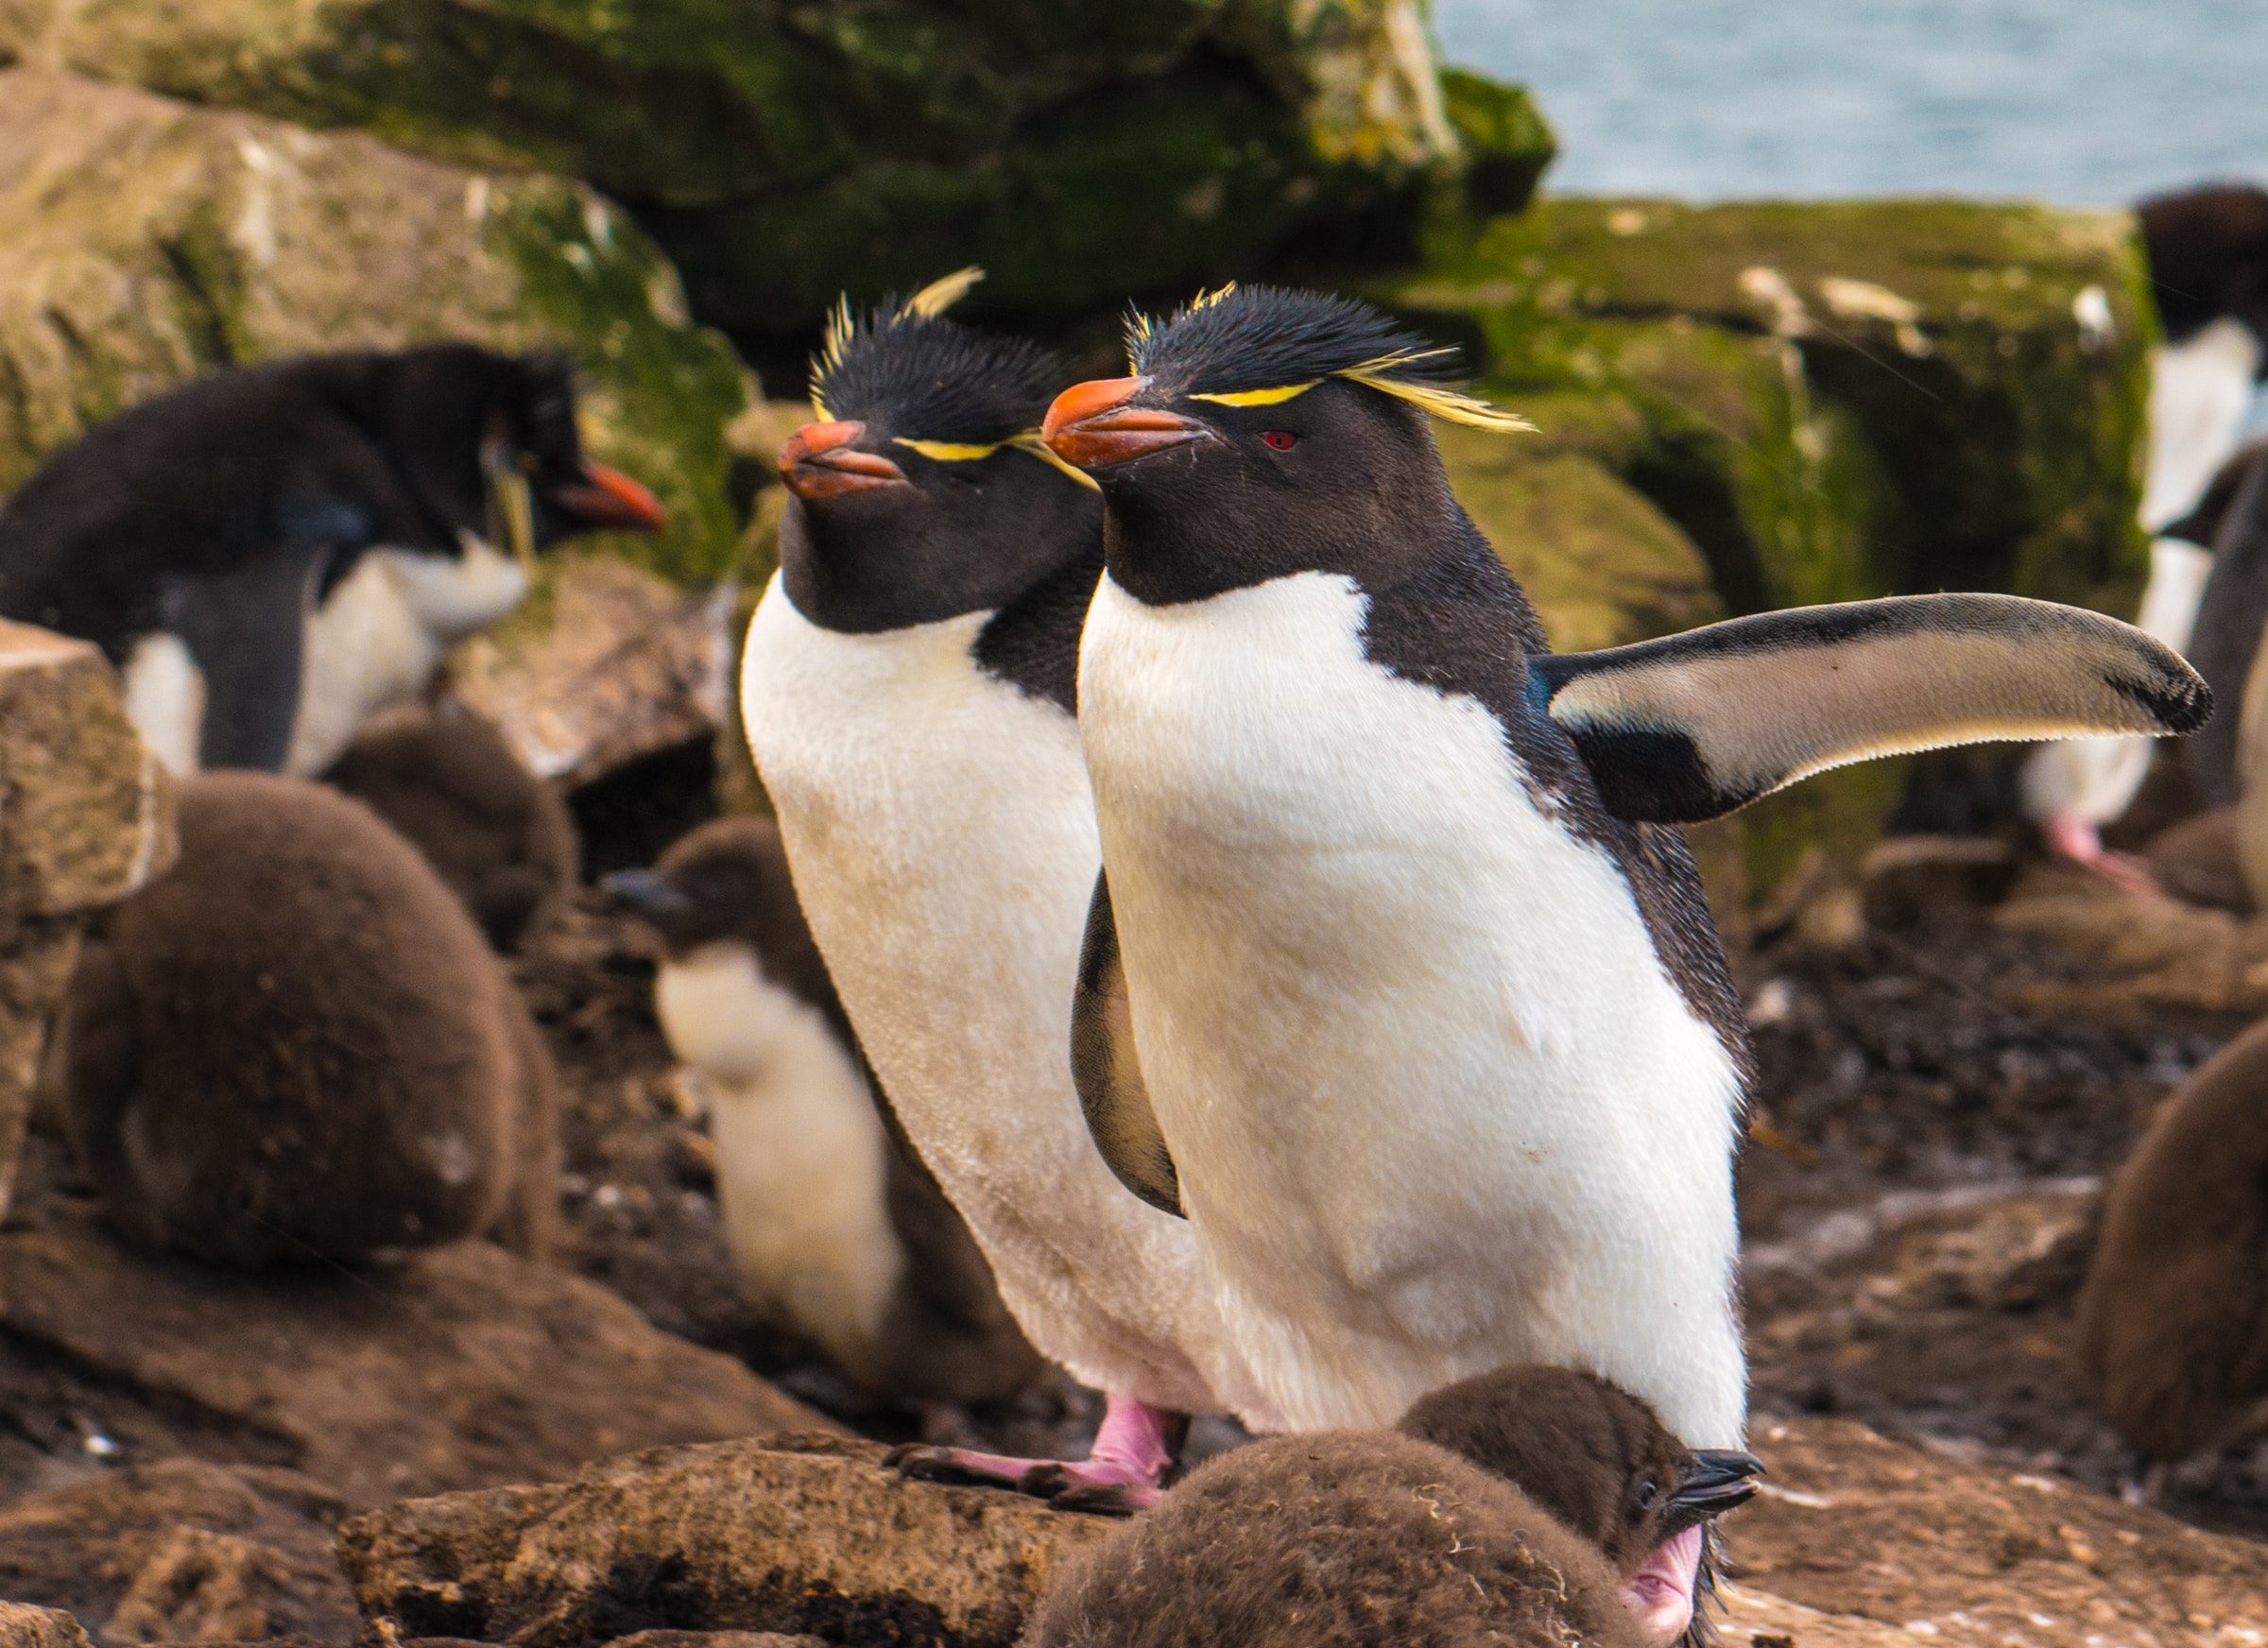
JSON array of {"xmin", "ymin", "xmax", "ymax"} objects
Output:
[
  {"xmin": 1041, "ymin": 376, "xmax": 1208, "ymax": 470},
  {"xmin": 1659, "ymin": 1449, "xmax": 1764, "ymax": 1539},
  {"xmin": 599, "ymin": 867, "xmax": 694, "ymax": 922},
  {"xmin": 554, "ymin": 462, "xmax": 668, "ymax": 532},
  {"xmin": 781, "ymin": 419, "xmax": 909, "ymax": 500}
]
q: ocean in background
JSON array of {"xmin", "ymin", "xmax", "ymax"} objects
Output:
[{"xmin": 1435, "ymin": 0, "xmax": 2268, "ymax": 205}]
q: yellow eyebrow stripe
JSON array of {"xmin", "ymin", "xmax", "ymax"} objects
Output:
[
  {"xmin": 893, "ymin": 438, "xmax": 1003, "ymax": 461},
  {"xmin": 1190, "ymin": 381, "xmax": 1320, "ymax": 408}
]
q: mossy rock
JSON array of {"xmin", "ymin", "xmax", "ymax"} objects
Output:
[
  {"xmin": 0, "ymin": 66, "xmax": 750, "ymax": 586},
  {"xmin": 2, "ymin": 0, "xmax": 1534, "ymax": 352},
  {"xmin": 1390, "ymin": 196, "xmax": 2154, "ymax": 619},
  {"xmin": 1383, "ymin": 197, "xmax": 2157, "ymax": 896}
]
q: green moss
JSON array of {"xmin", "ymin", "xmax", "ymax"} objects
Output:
[
  {"xmin": 1438, "ymin": 68, "xmax": 1555, "ymax": 215},
  {"xmin": 491, "ymin": 185, "xmax": 751, "ymax": 585}
]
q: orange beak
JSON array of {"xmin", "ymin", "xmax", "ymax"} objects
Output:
[
  {"xmin": 1041, "ymin": 377, "xmax": 1208, "ymax": 471},
  {"xmin": 555, "ymin": 461, "xmax": 667, "ymax": 532},
  {"xmin": 780, "ymin": 420, "xmax": 909, "ymax": 500}
]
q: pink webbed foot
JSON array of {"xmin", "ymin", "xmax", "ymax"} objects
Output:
[
  {"xmin": 884, "ymin": 1393, "xmax": 1179, "ymax": 1517},
  {"xmin": 2040, "ymin": 814, "xmax": 2159, "ymax": 897}
]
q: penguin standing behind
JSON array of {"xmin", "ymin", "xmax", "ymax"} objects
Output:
[
  {"xmin": 605, "ymin": 815, "xmax": 1042, "ymax": 1407},
  {"xmin": 1045, "ymin": 286, "xmax": 2206, "ymax": 1614},
  {"xmin": 59, "ymin": 771, "xmax": 560, "ymax": 1266},
  {"xmin": 739, "ymin": 271, "xmax": 1246, "ymax": 1507},
  {"xmin": 323, "ymin": 704, "xmax": 578, "ymax": 953},
  {"xmin": 0, "ymin": 344, "xmax": 664, "ymax": 777},
  {"xmin": 2020, "ymin": 182, "xmax": 2268, "ymax": 879},
  {"xmin": 2076, "ymin": 1013, "xmax": 2268, "ymax": 1499},
  {"xmin": 1024, "ymin": 1365, "xmax": 1761, "ymax": 1648}
]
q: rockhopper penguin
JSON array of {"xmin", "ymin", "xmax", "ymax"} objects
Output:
[
  {"xmin": 1022, "ymin": 1364, "xmax": 1761, "ymax": 1648},
  {"xmin": 0, "ymin": 343, "xmax": 664, "ymax": 777},
  {"xmin": 1045, "ymin": 285, "xmax": 2208, "ymax": 1597},
  {"xmin": 58, "ymin": 771, "xmax": 561, "ymax": 1266},
  {"xmin": 2020, "ymin": 182, "xmax": 2268, "ymax": 879},
  {"xmin": 605, "ymin": 815, "xmax": 1043, "ymax": 1408},
  {"xmin": 738, "ymin": 271, "xmax": 1248, "ymax": 1507}
]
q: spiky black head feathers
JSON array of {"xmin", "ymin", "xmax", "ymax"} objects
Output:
[
  {"xmin": 809, "ymin": 269, "xmax": 1070, "ymax": 452},
  {"xmin": 1125, "ymin": 284, "xmax": 1533, "ymax": 432}
]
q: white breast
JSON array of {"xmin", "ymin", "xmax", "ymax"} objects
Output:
[
  {"xmin": 2020, "ymin": 537, "xmax": 2215, "ymax": 824},
  {"xmin": 657, "ymin": 942, "xmax": 902, "ymax": 1382},
  {"xmin": 1078, "ymin": 570, "xmax": 1747, "ymax": 1448},
  {"xmin": 121, "ymin": 632, "xmax": 206, "ymax": 775},
  {"xmin": 284, "ymin": 535, "xmax": 527, "ymax": 778},
  {"xmin": 738, "ymin": 575, "xmax": 1243, "ymax": 1420},
  {"xmin": 2144, "ymin": 318, "xmax": 2262, "ymax": 531}
]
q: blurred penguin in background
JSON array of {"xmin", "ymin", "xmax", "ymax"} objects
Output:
[
  {"xmin": 2022, "ymin": 183, "xmax": 2268, "ymax": 881},
  {"xmin": 0, "ymin": 344, "xmax": 664, "ymax": 777},
  {"xmin": 324, "ymin": 704, "xmax": 578, "ymax": 953},
  {"xmin": 2077, "ymin": 1011, "xmax": 2268, "ymax": 1502},
  {"xmin": 607, "ymin": 815, "xmax": 1042, "ymax": 1409},
  {"xmin": 59, "ymin": 772, "xmax": 560, "ymax": 1267},
  {"xmin": 1024, "ymin": 1365, "xmax": 1761, "ymax": 1648}
]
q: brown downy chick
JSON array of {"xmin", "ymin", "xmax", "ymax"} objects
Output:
[
  {"xmin": 605, "ymin": 815, "xmax": 1041, "ymax": 1406},
  {"xmin": 1400, "ymin": 1365, "xmax": 1762, "ymax": 1647},
  {"xmin": 60, "ymin": 771, "xmax": 558, "ymax": 1265},
  {"xmin": 1023, "ymin": 1366, "xmax": 1761, "ymax": 1648},
  {"xmin": 2077, "ymin": 1014, "xmax": 2268, "ymax": 1487},
  {"xmin": 322, "ymin": 704, "xmax": 576, "ymax": 952}
]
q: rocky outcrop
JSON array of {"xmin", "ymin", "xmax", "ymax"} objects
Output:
[
  {"xmin": 332, "ymin": 1418, "xmax": 2268, "ymax": 1648},
  {"xmin": 0, "ymin": 623, "xmax": 171, "ymax": 1223},
  {"xmin": 339, "ymin": 1435, "xmax": 1107, "ymax": 1648},
  {"xmin": 0, "ymin": 4, "xmax": 1554, "ymax": 346},
  {"xmin": 0, "ymin": 1205, "xmax": 838, "ymax": 1509},
  {"xmin": 0, "ymin": 1604, "xmax": 94, "ymax": 1648},
  {"xmin": 0, "ymin": 1460, "xmax": 356, "ymax": 1646},
  {"xmin": 0, "ymin": 67, "xmax": 750, "ymax": 585}
]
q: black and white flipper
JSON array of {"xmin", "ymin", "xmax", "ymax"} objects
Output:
[{"xmin": 1532, "ymin": 593, "xmax": 2212, "ymax": 824}]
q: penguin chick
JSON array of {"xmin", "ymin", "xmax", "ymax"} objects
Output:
[
  {"xmin": 741, "ymin": 270, "xmax": 1242, "ymax": 1505},
  {"xmin": 1399, "ymin": 1365, "xmax": 1762, "ymax": 1648},
  {"xmin": 0, "ymin": 344, "xmax": 665, "ymax": 778},
  {"xmin": 1024, "ymin": 1367, "xmax": 1760, "ymax": 1648},
  {"xmin": 60, "ymin": 771, "xmax": 558, "ymax": 1266},
  {"xmin": 2077, "ymin": 1013, "xmax": 2268, "ymax": 1479},
  {"xmin": 323, "ymin": 704, "xmax": 577, "ymax": 952},
  {"xmin": 605, "ymin": 815, "xmax": 1042, "ymax": 1406}
]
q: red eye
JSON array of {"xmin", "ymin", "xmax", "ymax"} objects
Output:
[{"xmin": 1261, "ymin": 430, "xmax": 1298, "ymax": 451}]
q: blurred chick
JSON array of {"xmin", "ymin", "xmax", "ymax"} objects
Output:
[
  {"xmin": 60, "ymin": 772, "xmax": 559, "ymax": 1266},
  {"xmin": 323, "ymin": 703, "xmax": 577, "ymax": 952},
  {"xmin": 2077, "ymin": 1013, "xmax": 2268, "ymax": 1498},
  {"xmin": 607, "ymin": 815, "xmax": 1041, "ymax": 1407}
]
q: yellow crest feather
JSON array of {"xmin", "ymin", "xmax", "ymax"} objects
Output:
[
  {"xmin": 1011, "ymin": 430, "xmax": 1102, "ymax": 490},
  {"xmin": 894, "ymin": 437, "xmax": 1002, "ymax": 462},
  {"xmin": 901, "ymin": 266, "xmax": 985, "ymax": 320},
  {"xmin": 1191, "ymin": 381, "xmax": 1319, "ymax": 407},
  {"xmin": 1336, "ymin": 349, "xmax": 1535, "ymax": 434}
]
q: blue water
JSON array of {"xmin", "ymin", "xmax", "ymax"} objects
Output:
[{"xmin": 1435, "ymin": 0, "xmax": 2268, "ymax": 205}]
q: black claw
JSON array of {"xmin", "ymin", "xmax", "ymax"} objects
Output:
[{"xmin": 886, "ymin": 1446, "xmax": 1020, "ymax": 1491}]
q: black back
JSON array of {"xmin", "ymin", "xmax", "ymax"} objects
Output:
[
  {"xmin": 2181, "ymin": 448, "xmax": 2268, "ymax": 803},
  {"xmin": 0, "ymin": 344, "xmax": 591, "ymax": 659},
  {"xmin": 2139, "ymin": 183, "xmax": 2268, "ymax": 352}
]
